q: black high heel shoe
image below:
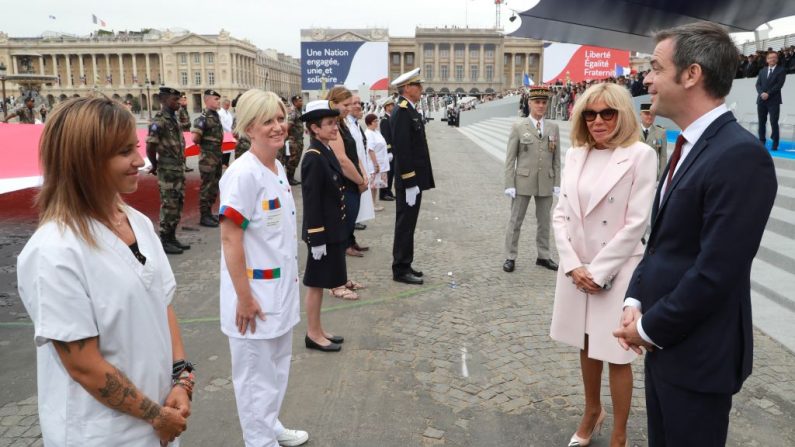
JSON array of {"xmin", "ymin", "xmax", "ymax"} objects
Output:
[{"xmin": 305, "ymin": 335, "xmax": 341, "ymax": 352}]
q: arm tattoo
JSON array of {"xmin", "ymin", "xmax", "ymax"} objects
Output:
[
  {"xmin": 53, "ymin": 338, "xmax": 89, "ymax": 355},
  {"xmin": 54, "ymin": 340, "xmax": 70, "ymax": 354},
  {"xmin": 139, "ymin": 397, "xmax": 162, "ymax": 422},
  {"xmin": 98, "ymin": 367, "xmax": 139, "ymax": 408}
]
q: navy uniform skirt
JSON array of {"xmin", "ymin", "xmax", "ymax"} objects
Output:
[{"xmin": 303, "ymin": 242, "xmax": 346, "ymax": 289}]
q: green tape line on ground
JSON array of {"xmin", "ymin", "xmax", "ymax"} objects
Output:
[{"xmin": 0, "ymin": 283, "xmax": 447, "ymax": 328}]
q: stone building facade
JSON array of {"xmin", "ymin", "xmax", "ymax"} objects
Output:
[{"xmin": 0, "ymin": 29, "xmax": 300, "ymax": 113}]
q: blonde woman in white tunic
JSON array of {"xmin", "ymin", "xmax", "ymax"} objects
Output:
[
  {"xmin": 220, "ymin": 89, "xmax": 308, "ymax": 447},
  {"xmin": 17, "ymin": 97, "xmax": 190, "ymax": 446}
]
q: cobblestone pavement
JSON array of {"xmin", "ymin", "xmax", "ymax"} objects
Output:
[{"xmin": 1, "ymin": 120, "xmax": 794, "ymax": 446}]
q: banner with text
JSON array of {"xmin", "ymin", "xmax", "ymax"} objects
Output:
[
  {"xmin": 301, "ymin": 41, "xmax": 388, "ymax": 91},
  {"xmin": 542, "ymin": 43, "xmax": 631, "ymax": 84}
]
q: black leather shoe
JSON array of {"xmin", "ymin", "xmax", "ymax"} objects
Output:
[
  {"xmin": 380, "ymin": 195, "xmax": 395, "ymax": 201},
  {"xmin": 410, "ymin": 267, "xmax": 423, "ymax": 277},
  {"xmin": 212, "ymin": 214, "xmax": 220, "ymax": 223},
  {"xmin": 354, "ymin": 223, "xmax": 367, "ymax": 230},
  {"xmin": 184, "ymin": 167, "xmax": 194, "ymax": 172},
  {"xmin": 172, "ymin": 237, "xmax": 191, "ymax": 250},
  {"xmin": 536, "ymin": 258, "xmax": 559, "ymax": 271},
  {"xmin": 503, "ymin": 259, "xmax": 515, "ymax": 272},
  {"xmin": 327, "ymin": 335, "xmax": 344, "ymax": 344},
  {"xmin": 199, "ymin": 215, "xmax": 219, "ymax": 227},
  {"xmin": 161, "ymin": 240, "xmax": 184, "ymax": 255},
  {"xmin": 305, "ymin": 335, "xmax": 341, "ymax": 352},
  {"xmin": 393, "ymin": 272, "xmax": 424, "ymax": 285},
  {"xmin": 288, "ymin": 178, "xmax": 301, "ymax": 186}
]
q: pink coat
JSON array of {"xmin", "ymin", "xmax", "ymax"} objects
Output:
[{"xmin": 550, "ymin": 141, "xmax": 657, "ymax": 364}]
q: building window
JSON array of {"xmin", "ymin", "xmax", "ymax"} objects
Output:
[
  {"xmin": 455, "ymin": 65, "xmax": 464, "ymax": 81},
  {"xmin": 391, "ymin": 53, "xmax": 401, "ymax": 65},
  {"xmin": 405, "ymin": 53, "xmax": 414, "ymax": 66},
  {"xmin": 194, "ymin": 71, "xmax": 201, "ymax": 85},
  {"xmin": 440, "ymin": 47, "xmax": 450, "ymax": 58},
  {"xmin": 485, "ymin": 65, "xmax": 494, "ymax": 81},
  {"xmin": 180, "ymin": 71, "xmax": 188, "ymax": 85},
  {"xmin": 193, "ymin": 53, "xmax": 200, "ymax": 64},
  {"xmin": 485, "ymin": 48, "xmax": 494, "ymax": 59},
  {"xmin": 454, "ymin": 45, "xmax": 464, "ymax": 59},
  {"xmin": 440, "ymin": 65, "xmax": 449, "ymax": 80},
  {"xmin": 515, "ymin": 54, "xmax": 524, "ymax": 67},
  {"xmin": 425, "ymin": 64, "xmax": 433, "ymax": 80},
  {"xmin": 470, "ymin": 65, "xmax": 478, "ymax": 81},
  {"xmin": 470, "ymin": 49, "xmax": 479, "ymax": 60},
  {"xmin": 504, "ymin": 54, "xmax": 510, "ymax": 65},
  {"xmin": 424, "ymin": 45, "xmax": 434, "ymax": 58},
  {"xmin": 179, "ymin": 53, "xmax": 187, "ymax": 65},
  {"xmin": 208, "ymin": 71, "xmax": 215, "ymax": 85},
  {"xmin": 207, "ymin": 53, "xmax": 215, "ymax": 64}
]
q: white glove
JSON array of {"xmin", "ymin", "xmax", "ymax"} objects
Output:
[
  {"xmin": 388, "ymin": 152, "xmax": 394, "ymax": 162},
  {"xmin": 405, "ymin": 186, "xmax": 420, "ymax": 207},
  {"xmin": 553, "ymin": 186, "xmax": 561, "ymax": 197},
  {"xmin": 504, "ymin": 188, "xmax": 516, "ymax": 199},
  {"xmin": 311, "ymin": 244, "xmax": 327, "ymax": 260}
]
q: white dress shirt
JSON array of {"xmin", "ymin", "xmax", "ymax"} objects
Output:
[
  {"xmin": 218, "ymin": 107, "xmax": 234, "ymax": 132},
  {"xmin": 625, "ymin": 103, "xmax": 729, "ymax": 347},
  {"xmin": 528, "ymin": 115, "xmax": 544, "ymax": 136}
]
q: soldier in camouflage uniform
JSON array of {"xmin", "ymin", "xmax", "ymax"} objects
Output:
[
  {"xmin": 178, "ymin": 94, "xmax": 193, "ymax": 172},
  {"xmin": 231, "ymin": 93, "xmax": 251, "ymax": 159},
  {"xmin": 2, "ymin": 96, "xmax": 37, "ymax": 124},
  {"xmin": 285, "ymin": 95, "xmax": 305, "ymax": 185},
  {"xmin": 146, "ymin": 87, "xmax": 191, "ymax": 254},
  {"xmin": 191, "ymin": 89, "xmax": 224, "ymax": 227}
]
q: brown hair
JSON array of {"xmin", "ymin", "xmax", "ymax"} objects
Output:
[
  {"xmin": 364, "ymin": 113, "xmax": 378, "ymax": 126},
  {"xmin": 325, "ymin": 86, "xmax": 352, "ymax": 125},
  {"xmin": 37, "ymin": 96, "xmax": 137, "ymax": 246},
  {"xmin": 569, "ymin": 83, "xmax": 640, "ymax": 149}
]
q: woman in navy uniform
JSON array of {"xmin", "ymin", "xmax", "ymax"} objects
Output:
[{"xmin": 300, "ymin": 100, "xmax": 349, "ymax": 352}]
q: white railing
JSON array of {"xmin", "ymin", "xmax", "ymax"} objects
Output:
[{"xmin": 737, "ymin": 34, "xmax": 795, "ymax": 54}]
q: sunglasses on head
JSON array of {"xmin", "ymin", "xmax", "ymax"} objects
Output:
[{"xmin": 582, "ymin": 108, "xmax": 618, "ymax": 122}]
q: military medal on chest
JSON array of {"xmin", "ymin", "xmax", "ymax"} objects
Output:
[{"xmin": 548, "ymin": 133, "xmax": 557, "ymax": 152}]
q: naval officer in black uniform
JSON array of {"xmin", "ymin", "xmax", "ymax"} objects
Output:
[{"xmin": 390, "ymin": 68, "xmax": 435, "ymax": 285}]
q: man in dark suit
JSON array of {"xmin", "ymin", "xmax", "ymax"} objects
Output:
[
  {"xmin": 390, "ymin": 68, "xmax": 435, "ymax": 285},
  {"xmin": 756, "ymin": 50, "xmax": 787, "ymax": 150},
  {"xmin": 379, "ymin": 97, "xmax": 396, "ymax": 201},
  {"xmin": 613, "ymin": 22, "xmax": 778, "ymax": 447}
]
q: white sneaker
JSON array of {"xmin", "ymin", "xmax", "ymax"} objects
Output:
[{"xmin": 277, "ymin": 428, "xmax": 309, "ymax": 446}]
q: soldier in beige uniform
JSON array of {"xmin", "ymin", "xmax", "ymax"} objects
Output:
[
  {"xmin": 639, "ymin": 103, "xmax": 668, "ymax": 180},
  {"xmin": 503, "ymin": 85, "xmax": 561, "ymax": 272}
]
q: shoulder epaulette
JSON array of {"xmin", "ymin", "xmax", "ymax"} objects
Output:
[{"xmin": 399, "ymin": 100, "xmax": 408, "ymax": 109}]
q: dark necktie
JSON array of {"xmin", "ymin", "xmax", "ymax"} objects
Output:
[
  {"xmin": 643, "ymin": 129, "xmax": 649, "ymax": 140},
  {"xmin": 536, "ymin": 120, "xmax": 542, "ymax": 138},
  {"xmin": 665, "ymin": 135, "xmax": 686, "ymax": 195},
  {"xmin": 769, "ymin": 68, "xmax": 773, "ymax": 78}
]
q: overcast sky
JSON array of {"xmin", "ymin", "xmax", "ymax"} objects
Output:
[{"xmin": 4, "ymin": 0, "xmax": 795, "ymax": 57}]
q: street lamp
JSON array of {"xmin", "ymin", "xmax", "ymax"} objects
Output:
[{"xmin": 0, "ymin": 62, "xmax": 7, "ymax": 119}]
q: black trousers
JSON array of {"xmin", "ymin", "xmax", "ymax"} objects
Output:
[
  {"xmin": 392, "ymin": 187, "xmax": 422, "ymax": 275},
  {"xmin": 222, "ymin": 152, "xmax": 231, "ymax": 166},
  {"xmin": 645, "ymin": 360, "xmax": 732, "ymax": 447},
  {"xmin": 381, "ymin": 155, "xmax": 395, "ymax": 198},
  {"xmin": 757, "ymin": 101, "xmax": 781, "ymax": 148}
]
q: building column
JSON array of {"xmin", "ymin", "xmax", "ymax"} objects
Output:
[
  {"xmin": 199, "ymin": 52, "xmax": 206, "ymax": 89},
  {"xmin": 65, "ymin": 54, "xmax": 73, "ymax": 87},
  {"xmin": 91, "ymin": 54, "xmax": 98, "ymax": 85},
  {"xmin": 39, "ymin": 56, "xmax": 44, "ymax": 75},
  {"xmin": 186, "ymin": 51, "xmax": 193, "ymax": 88},
  {"xmin": 434, "ymin": 44, "xmax": 440, "ymax": 82},
  {"xmin": 145, "ymin": 53, "xmax": 151, "ymax": 83},
  {"xmin": 479, "ymin": 44, "xmax": 485, "ymax": 82},
  {"xmin": 12, "ymin": 55, "xmax": 18, "ymax": 74},
  {"xmin": 51, "ymin": 54, "xmax": 58, "ymax": 77},
  {"xmin": 105, "ymin": 54, "xmax": 111, "ymax": 84},
  {"xmin": 131, "ymin": 54, "xmax": 138, "ymax": 85},
  {"xmin": 118, "ymin": 54, "xmax": 125, "ymax": 86},
  {"xmin": 510, "ymin": 53, "xmax": 516, "ymax": 88},
  {"xmin": 400, "ymin": 53, "xmax": 404, "ymax": 76},
  {"xmin": 78, "ymin": 54, "xmax": 85, "ymax": 86},
  {"xmin": 464, "ymin": 44, "xmax": 470, "ymax": 85},
  {"xmin": 525, "ymin": 53, "xmax": 530, "ymax": 83}
]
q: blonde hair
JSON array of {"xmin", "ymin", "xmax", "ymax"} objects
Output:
[
  {"xmin": 233, "ymin": 89, "xmax": 287, "ymax": 138},
  {"xmin": 325, "ymin": 86, "xmax": 352, "ymax": 124},
  {"xmin": 570, "ymin": 83, "xmax": 640, "ymax": 149},
  {"xmin": 37, "ymin": 96, "xmax": 137, "ymax": 246}
]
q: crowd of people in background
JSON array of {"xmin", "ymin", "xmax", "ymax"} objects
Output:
[{"xmin": 738, "ymin": 45, "xmax": 795, "ymax": 78}]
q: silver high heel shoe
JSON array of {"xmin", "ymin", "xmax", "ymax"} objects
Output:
[{"xmin": 567, "ymin": 407, "xmax": 606, "ymax": 446}]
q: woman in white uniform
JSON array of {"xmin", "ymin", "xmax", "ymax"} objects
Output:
[
  {"xmin": 219, "ymin": 89, "xmax": 308, "ymax": 447},
  {"xmin": 17, "ymin": 96, "xmax": 191, "ymax": 446},
  {"xmin": 364, "ymin": 113, "xmax": 389, "ymax": 212}
]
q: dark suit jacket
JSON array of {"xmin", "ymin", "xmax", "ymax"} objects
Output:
[
  {"xmin": 390, "ymin": 96, "xmax": 435, "ymax": 191},
  {"xmin": 380, "ymin": 115, "xmax": 392, "ymax": 152},
  {"xmin": 300, "ymin": 138, "xmax": 347, "ymax": 247},
  {"xmin": 755, "ymin": 65, "xmax": 786, "ymax": 104},
  {"xmin": 626, "ymin": 111, "xmax": 777, "ymax": 394}
]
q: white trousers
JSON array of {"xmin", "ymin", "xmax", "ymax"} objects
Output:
[{"xmin": 228, "ymin": 331, "xmax": 293, "ymax": 447}]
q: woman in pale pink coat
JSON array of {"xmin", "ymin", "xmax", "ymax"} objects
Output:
[{"xmin": 550, "ymin": 83, "xmax": 657, "ymax": 447}]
